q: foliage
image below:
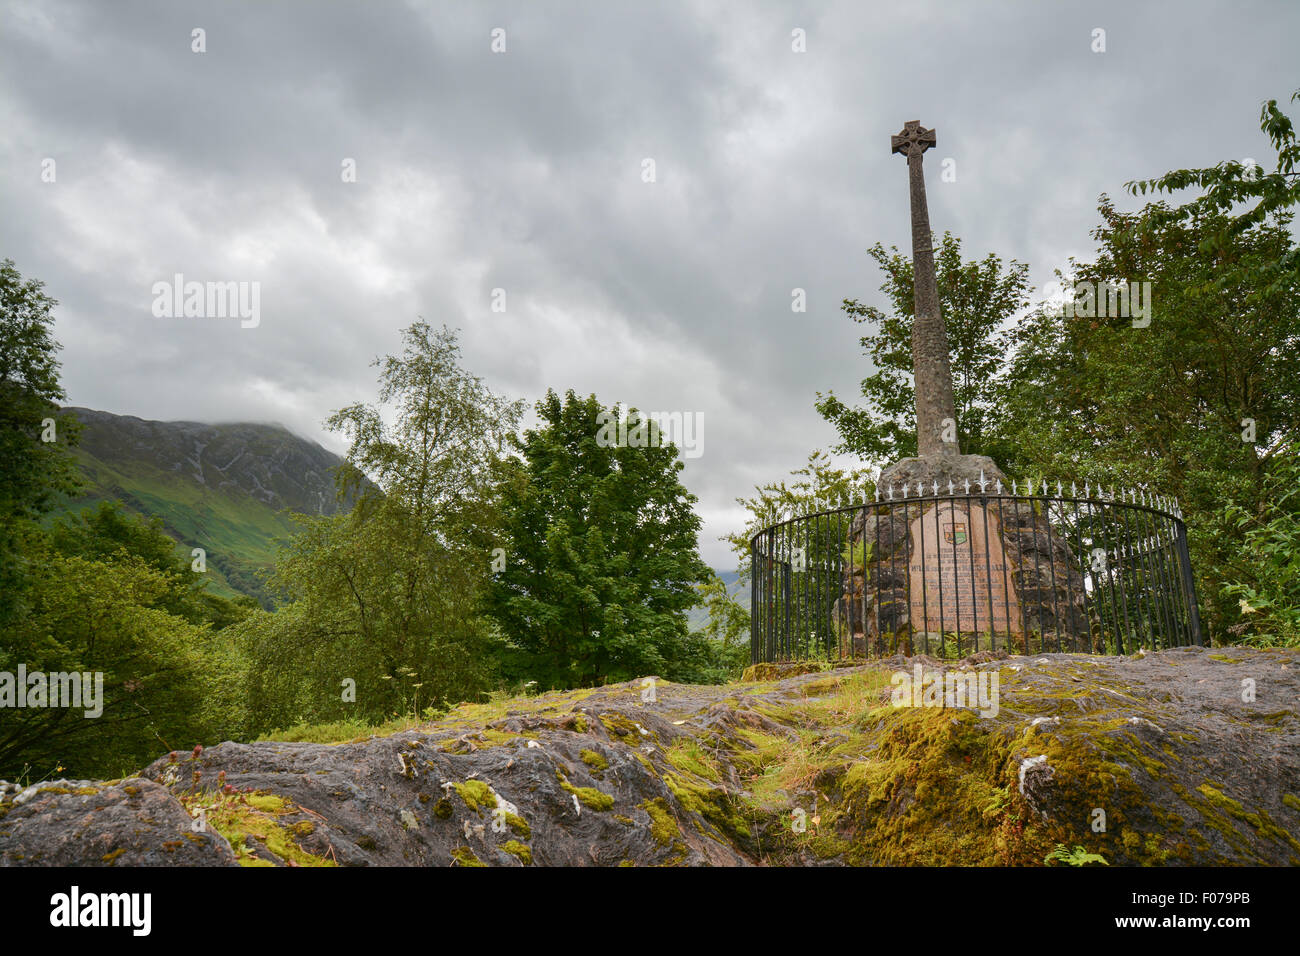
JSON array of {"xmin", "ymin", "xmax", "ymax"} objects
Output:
[
  {"xmin": 690, "ymin": 572, "xmax": 752, "ymax": 681},
  {"xmin": 1044, "ymin": 844, "xmax": 1108, "ymax": 866},
  {"xmin": 486, "ymin": 390, "xmax": 711, "ymax": 687},
  {"xmin": 47, "ymin": 500, "xmax": 255, "ymax": 628},
  {"xmin": 0, "ymin": 258, "xmax": 82, "ymax": 626},
  {"xmin": 1220, "ymin": 447, "xmax": 1300, "ymax": 647},
  {"xmin": 235, "ymin": 323, "xmax": 521, "ymax": 729},
  {"xmin": 0, "ymin": 527, "xmax": 248, "ymax": 779},
  {"xmin": 997, "ymin": 197, "xmax": 1300, "ymax": 640},
  {"xmin": 1126, "ymin": 89, "xmax": 1300, "ymax": 300},
  {"xmin": 724, "ymin": 450, "xmax": 874, "ymax": 581},
  {"xmin": 815, "ymin": 234, "xmax": 1031, "ymax": 467}
]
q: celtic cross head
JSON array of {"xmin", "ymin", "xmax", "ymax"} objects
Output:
[{"xmin": 891, "ymin": 120, "xmax": 936, "ymax": 158}]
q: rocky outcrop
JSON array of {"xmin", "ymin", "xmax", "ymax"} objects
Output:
[
  {"xmin": 0, "ymin": 778, "xmax": 235, "ymax": 866},
  {"xmin": 2, "ymin": 645, "xmax": 1297, "ymax": 866}
]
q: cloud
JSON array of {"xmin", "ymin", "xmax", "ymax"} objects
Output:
[{"xmin": 3, "ymin": 0, "xmax": 1297, "ymax": 566}]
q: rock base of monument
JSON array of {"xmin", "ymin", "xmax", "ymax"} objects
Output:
[{"xmin": 841, "ymin": 452, "xmax": 1091, "ymax": 657}]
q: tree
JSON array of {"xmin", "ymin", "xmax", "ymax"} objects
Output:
[
  {"xmin": 0, "ymin": 259, "xmax": 81, "ymax": 624},
  {"xmin": 815, "ymin": 233, "xmax": 1031, "ymax": 467},
  {"xmin": 724, "ymin": 450, "xmax": 874, "ymax": 582},
  {"xmin": 690, "ymin": 572, "xmax": 751, "ymax": 680},
  {"xmin": 486, "ymin": 390, "xmax": 711, "ymax": 687},
  {"xmin": 235, "ymin": 323, "xmax": 522, "ymax": 729},
  {"xmin": 48, "ymin": 500, "xmax": 254, "ymax": 628},
  {"xmin": 0, "ymin": 529, "xmax": 247, "ymax": 779},
  {"xmin": 999, "ymin": 197, "xmax": 1300, "ymax": 641},
  {"xmin": 1126, "ymin": 89, "xmax": 1300, "ymax": 299},
  {"xmin": 1220, "ymin": 444, "xmax": 1300, "ymax": 647}
]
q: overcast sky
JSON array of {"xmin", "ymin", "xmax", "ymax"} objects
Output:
[{"xmin": 3, "ymin": 0, "xmax": 1297, "ymax": 567}]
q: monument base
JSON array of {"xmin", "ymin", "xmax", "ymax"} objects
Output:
[{"xmin": 840, "ymin": 453, "xmax": 1090, "ymax": 657}]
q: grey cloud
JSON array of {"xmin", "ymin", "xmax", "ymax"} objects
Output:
[{"xmin": 3, "ymin": 0, "xmax": 1297, "ymax": 567}]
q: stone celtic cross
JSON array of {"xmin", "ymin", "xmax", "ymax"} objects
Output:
[{"xmin": 891, "ymin": 120, "xmax": 959, "ymax": 458}]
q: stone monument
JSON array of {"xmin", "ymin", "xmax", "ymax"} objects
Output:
[{"xmin": 840, "ymin": 122, "xmax": 1088, "ymax": 656}]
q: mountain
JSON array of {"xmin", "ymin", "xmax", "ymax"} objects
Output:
[{"xmin": 57, "ymin": 407, "xmax": 355, "ymax": 605}]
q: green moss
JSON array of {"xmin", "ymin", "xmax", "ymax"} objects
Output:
[
  {"xmin": 501, "ymin": 839, "xmax": 533, "ymax": 865},
  {"xmin": 599, "ymin": 713, "xmax": 645, "ymax": 746},
  {"xmin": 740, "ymin": 661, "xmax": 826, "ymax": 682},
  {"xmin": 561, "ymin": 779, "xmax": 615, "ymax": 811},
  {"xmin": 1194, "ymin": 784, "xmax": 1300, "ymax": 855},
  {"xmin": 453, "ymin": 780, "xmax": 495, "ymax": 814},
  {"xmin": 580, "ymin": 749, "xmax": 609, "ymax": 772},
  {"xmin": 451, "ymin": 845, "xmax": 485, "ymax": 867},
  {"xmin": 665, "ymin": 739, "xmax": 721, "ymax": 782},
  {"xmin": 505, "ymin": 812, "xmax": 531, "ymax": 838},
  {"xmin": 102, "ymin": 848, "xmax": 126, "ymax": 864},
  {"xmin": 246, "ymin": 793, "xmax": 288, "ymax": 813},
  {"xmin": 665, "ymin": 774, "xmax": 751, "ymax": 842},
  {"xmin": 642, "ymin": 798, "xmax": 678, "ymax": 846},
  {"xmin": 180, "ymin": 789, "xmax": 335, "ymax": 867},
  {"xmin": 1283, "ymin": 794, "xmax": 1300, "ymax": 812},
  {"xmin": 433, "ymin": 798, "xmax": 454, "ymax": 819}
]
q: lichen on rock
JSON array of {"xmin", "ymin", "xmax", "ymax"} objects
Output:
[{"xmin": 1, "ymin": 645, "xmax": 1296, "ymax": 866}]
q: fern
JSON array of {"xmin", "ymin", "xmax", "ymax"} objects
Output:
[{"xmin": 1044, "ymin": 844, "xmax": 1108, "ymax": 866}]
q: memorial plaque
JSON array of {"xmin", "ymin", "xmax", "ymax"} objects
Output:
[{"xmin": 907, "ymin": 500, "xmax": 1021, "ymax": 635}]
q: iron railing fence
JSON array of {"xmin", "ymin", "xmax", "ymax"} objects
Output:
[{"xmin": 749, "ymin": 481, "xmax": 1203, "ymax": 663}]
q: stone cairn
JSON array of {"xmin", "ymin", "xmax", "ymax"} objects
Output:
[{"xmin": 839, "ymin": 454, "xmax": 1090, "ymax": 657}]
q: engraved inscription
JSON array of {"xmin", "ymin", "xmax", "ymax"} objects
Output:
[{"xmin": 908, "ymin": 500, "xmax": 1021, "ymax": 634}]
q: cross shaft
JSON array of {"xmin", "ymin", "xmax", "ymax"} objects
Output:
[{"xmin": 892, "ymin": 121, "xmax": 958, "ymax": 457}]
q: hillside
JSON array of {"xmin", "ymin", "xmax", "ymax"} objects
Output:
[{"xmin": 57, "ymin": 407, "xmax": 356, "ymax": 605}]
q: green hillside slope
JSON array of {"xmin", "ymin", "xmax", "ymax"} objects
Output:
[{"xmin": 56, "ymin": 407, "xmax": 357, "ymax": 605}]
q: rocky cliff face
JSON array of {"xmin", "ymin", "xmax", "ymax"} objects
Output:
[{"xmin": 2, "ymin": 645, "xmax": 1297, "ymax": 867}]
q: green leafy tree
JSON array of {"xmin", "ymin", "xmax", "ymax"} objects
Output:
[
  {"xmin": 0, "ymin": 529, "xmax": 247, "ymax": 779},
  {"xmin": 1220, "ymin": 445, "xmax": 1300, "ymax": 647},
  {"xmin": 235, "ymin": 323, "xmax": 522, "ymax": 729},
  {"xmin": 815, "ymin": 234, "xmax": 1031, "ymax": 467},
  {"xmin": 47, "ymin": 500, "xmax": 255, "ymax": 628},
  {"xmin": 694, "ymin": 573, "xmax": 749, "ymax": 653},
  {"xmin": 487, "ymin": 390, "xmax": 710, "ymax": 687},
  {"xmin": 1000, "ymin": 197, "xmax": 1300, "ymax": 641},
  {"xmin": 690, "ymin": 572, "xmax": 751, "ymax": 680},
  {"xmin": 0, "ymin": 258, "xmax": 81, "ymax": 624},
  {"xmin": 1126, "ymin": 89, "xmax": 1300, "ymax": 299},
  {"xmin": 724, "ymin": 450, "xmax": 874, "ymax": 581}
]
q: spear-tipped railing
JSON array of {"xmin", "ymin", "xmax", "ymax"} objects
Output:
[{"xmin": 748, "ymin": 480, "xmax": 1203, "ymax": 663}]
